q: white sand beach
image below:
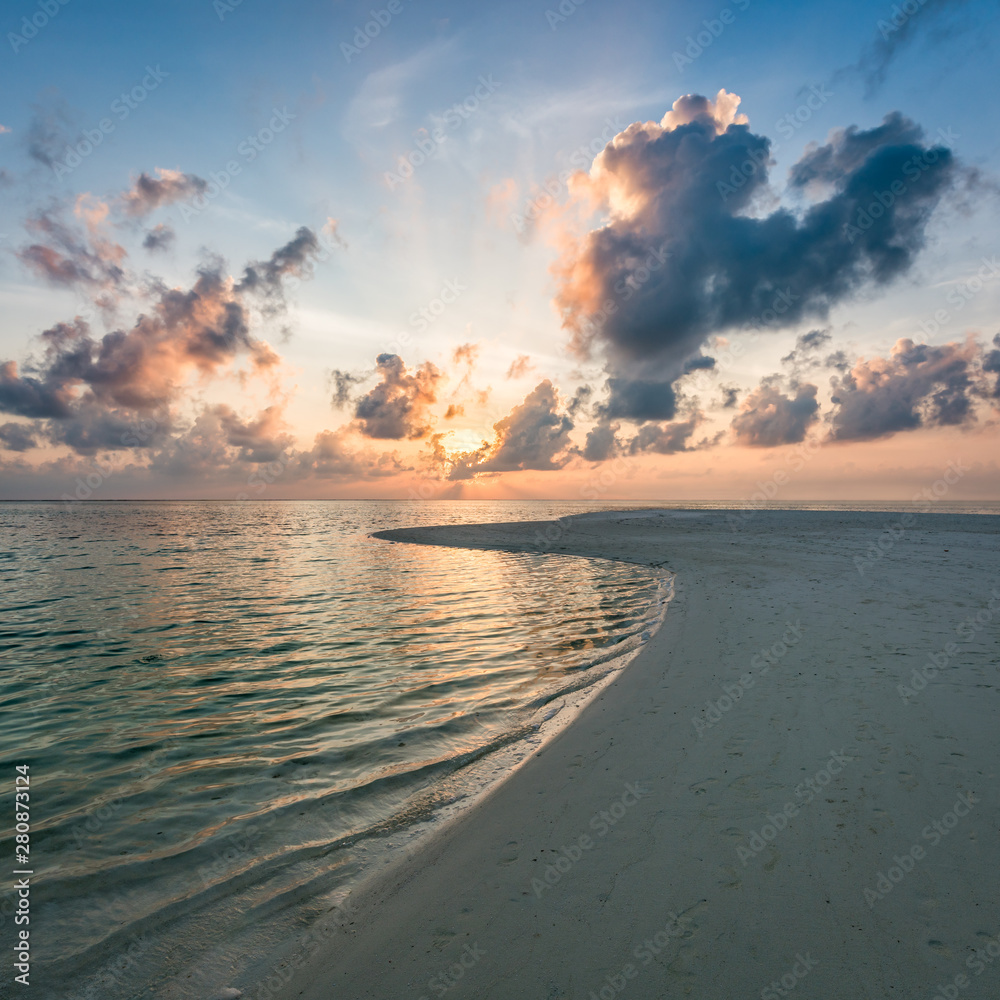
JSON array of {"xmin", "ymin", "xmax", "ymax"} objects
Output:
[{"xmin": 286, "ymin": 509, "xmax": 999, "ymax": 1000}]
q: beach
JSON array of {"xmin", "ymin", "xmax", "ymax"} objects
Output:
[{"xmin": 287, "ymin": 509, "xmax": 999, "ymax": 1000}]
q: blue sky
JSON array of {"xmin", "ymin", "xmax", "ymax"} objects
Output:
[{"xmin": 1, "ymin": 0, "xmax": 998, "ymax": 499}]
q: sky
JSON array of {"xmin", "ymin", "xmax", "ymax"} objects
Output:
[{"xmin": 0, "ymin": 0, "xmax": 998, "ymax": 502}]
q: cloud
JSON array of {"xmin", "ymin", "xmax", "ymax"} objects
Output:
[
  {"xmin": 214, "ymin": 404, "xmax": 292, "ymax": 463},
  {"xmin": 731, "ymin": 381, "xmax": 820, "ymax": 447},
  {"xmin": 837, "ymin": 0, "xmax": 974, "ymax": 95},
  {"xmin": 0, "ymin": 423, "xmax": 38, "ymax": 452},
  {"xmin": 582, "ymin": 421, "xmax": 619, "ymax": 461},
  {"xmin": 0, "ymin": 232, "xmax": 317, "ymax": 455},
  {"xmin": 781, "ymin": 328, "xmax": 832, "ymax": 366},
  {"xmin": 598, "ymin": 378, "xmax": 677, "ymax": 422},
  {"xmin": 552, "ymin": 94, "xmax": 961, "ymax": 420},
  {"xmin": 17, "ymin": 209, "xmax": 126, "ymax": 290},
  {"xmin": 447, "ymin": 380, "xmax": 574, "ymax": 479},
  {"xmin": 452, "ymin": 343, "xmax": 479, "ymax": 366},
  {"xmin": 329, "ymin": 369, "xmax": 367, "ymax": 408},
  {"xmin": 718, "ymin": 384, "xmax": 740, "ymax": 408},
  {"xmin": 120, "ymin": 169, "xmax": 208, "ymax": 217},
  {"xmin": 354, "ymin": 354, "xmax": 442, "ymax": 440},
  {"xmin": 300, "ymin": 427, "xmax": 405, "ymax": 480},
  {"xmin": 143, "ymin": 224, "xmax": 175, "ymax": 253},
  {"xmin": 0, "ymin": 125, "xmax": 10, "ymax": 135},
  {"xmin": 505, "ymin": 354, "xmax": 535, "ymax": 379},
  {"xmin": 25, "ymin": 99, "xmax": 77, "ymax": 168},
  {"xmin": 983, "ymin": 333, "xmax": 1000, "ymax": 397},
  {"xmin": 235, "ymin": 226, "xmax": 321, "ymax": 309},
  {"xmin": 0, "ymin": 356, "xmax": 76, "ymax": 419},
  {"xmin": 627, "ymin": 416, "xmax": 705, "ymax": 455},
  {"xmin": 829, "ymin": 338, "xmax": 980, "ymax": 441}
]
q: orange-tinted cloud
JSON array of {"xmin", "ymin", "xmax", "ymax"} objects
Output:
[{"xmin": 354, "ymin": 354, "xmax": 443, "ymax": 439}]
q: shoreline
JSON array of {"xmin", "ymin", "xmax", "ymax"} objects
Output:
[{"xmin": 287, "ymin": 509, "xmax": 999, "ymax": 999}]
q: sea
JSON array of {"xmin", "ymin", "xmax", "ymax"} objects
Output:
[
  {"xmin": 3, "ymin": 498, "xmax": 997, "ymax": 999},
  {"xmin": 0, "ymin": 500, "xmax": 674, "ymax": 1000}
]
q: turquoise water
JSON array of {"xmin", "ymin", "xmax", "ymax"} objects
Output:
[{"xmin": 0, "ymin": 501, "xmax": 670, "ymax": 999}]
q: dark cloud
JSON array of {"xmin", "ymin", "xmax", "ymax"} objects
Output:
[
  {"xmin": 143, "ymin": 224, "xmax": 175, "ymax": 253},
  {"xmin": 554, "ymin": 94, "xmax": 961, "ymax": 415},
  {"xmin": 236, "ymin": 227, "xmax": 320, "ymax": 292},
  {"xmin": 719, "ymin": 384, "xmax": 740, "ymax": 408},
  {"xmin": 829, "ymin": 338, "xmax": 979, "ymax": 441},
  {"xmin": 235, "ymin": 227, "xmax": 321, "ymax": 315},
  {"xmin": 824, "ymin": 350, "xmax": 852, "ymax": 373},
  {"xmin": 567, "ymin": 384, "xmax": 593, "ymax": 417},
  {"xmin": 983, "ymin": 332, "xmax": 1000, "ymax": 397},
  {"xmin": 0, "ymin": 423, "xmax": 38, "ymax": 452},
  {"xmin": 731, "ymin": 381, "xmax": 820, "ymax": 447},
  {"xmin": 354, "ymin": 354, "xmax": 442, "ymax": 440},
  {"xmin": 582, "ymin": 421, "xmax": 619, "ymax": 462},
  {"xmin": 329, "ymin": 369, "xmax": 366, "ymax": 408},
  {"xmin": 599, "ymin": 378, "xmax": 677, "ymax": 423},
  {"xmin": 44, "ymin": 402, "xmax": 171, "ymax": 455},
  {"xmin": 781, "ymin": 328, "xmax": 832, "ymax": 365},
  {"xmin": 121, "ymin": 169, "xmax": 208, "ymax": 217},
  {"xmin": 0, "ymin": 358, "xmax": 75, "ymax": 419},
  {"xmin": 628, "ymin": 416, "xmax": 703, "ymax": 455},
  {"xmin": 448, "ymin": 380, "xmax": 574, "ymax": 479}
]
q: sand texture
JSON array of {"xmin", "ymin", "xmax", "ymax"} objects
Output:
[{"xmin": 287, "ymin": 510, "xmax": 999, "ymax": 999}]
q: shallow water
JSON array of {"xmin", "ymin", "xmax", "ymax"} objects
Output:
[{"xmin": 0, "ymin": 500, "xmax": 671, "ymax": 999}]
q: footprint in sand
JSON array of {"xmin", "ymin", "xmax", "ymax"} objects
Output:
[
  {"xmin": 689, "ymin": 778, "xmax": 719, "ymax": 795},
  {"xmin": 432, "ymin": 929, "xmax": 457, "ymax": 951},
  {"xmin": 718, "ymin": 863, "xmax": 742, "ymax": 890},
  {"xmin": 497, "ymin": 840, "xmax": 519, "ymax": 865}
]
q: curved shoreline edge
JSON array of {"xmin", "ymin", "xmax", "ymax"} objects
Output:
[{"xmin": 286, "ymin": 509, "xmax": 999, "ymax": 1000}]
